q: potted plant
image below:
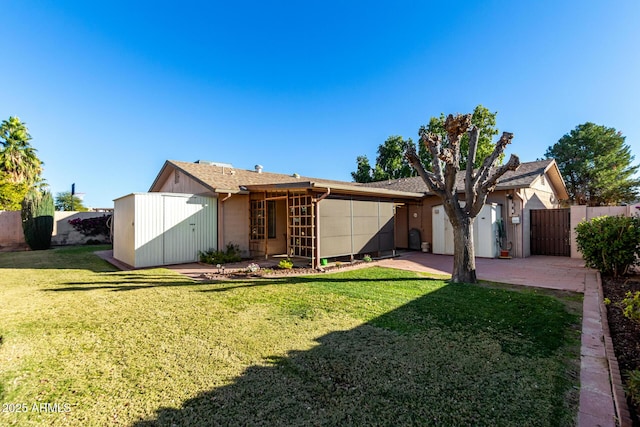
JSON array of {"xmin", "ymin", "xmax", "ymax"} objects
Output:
[{"xmin": 496, "ymin": 219, "xmax": 511, "ymax": 258}]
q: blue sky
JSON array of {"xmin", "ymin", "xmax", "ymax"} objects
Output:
[{"xmin": 2, "ymin": 1, "xmax": 639, "ymax": 208}]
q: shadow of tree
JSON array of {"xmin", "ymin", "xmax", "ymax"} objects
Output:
[
  {"xmin": 0, "ymin": 246, "xmax": 117, "ymax": 271},
  {"xmin": 132, "ymin": 286, "xmax": 578, "ymax": 426},
  {"xmin": 44, "ymin": 273, "xmax": 436, "ymax": 293}
]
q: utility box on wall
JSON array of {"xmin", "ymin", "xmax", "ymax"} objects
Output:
[
  {"xmin": 432, "ymin": 203, "xmax": 502, "ymax": 258},
  {"xmin": 113, "ymin": 193, "xmax": 217, "ymax": 268}
]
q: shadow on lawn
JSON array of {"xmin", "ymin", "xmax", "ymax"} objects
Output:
[
  {"xmin": 133, "ymin": 286, "xmax": 579, "ymax": 427},
  {"xmin": 0, "ymin": 246, "xmax": 118, "ymax": 271},
  {"xmin": 44, "ymin": 272, "xmax": 435, "ymax": 293}
]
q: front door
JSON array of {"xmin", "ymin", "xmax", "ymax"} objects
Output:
[{"xmin": 395, "ymin": 205, "xmax": 409, "ymax": 248}]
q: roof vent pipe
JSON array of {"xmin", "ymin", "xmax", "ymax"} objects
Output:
[{"xmin": 255, "ymin": 164, "xmax": 263, "ymax": 173}]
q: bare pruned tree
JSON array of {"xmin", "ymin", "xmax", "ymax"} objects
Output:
[{"xmin": 406, "ymin": 113, "xmax": 520, "ymax": 283}]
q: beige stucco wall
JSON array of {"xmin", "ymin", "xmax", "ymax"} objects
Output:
[{"xmin": 220, "ymin": 194, "xmax": 250, "ymax": 257}]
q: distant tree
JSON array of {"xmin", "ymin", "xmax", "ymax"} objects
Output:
[
  {"xmin": 0, "ymin": 117, "xmax": 43, "ymax": 187},
  {"xmin": 55, "ymin": 191, "xmax": 88, "ymax": 211},
  {"xmin": 545, "ymin": 122, "xmax": 640, "ymax": 205},
  {"xmin": 420, "ymin": 105, "xmax": 500, "ymax": 170},
  {"xmin": 352, "ymin": 136, "xmax": 416, "ymax": 183},
  {"xmin": 0, "ymin": 171, "xmax": 29, "ymax": 210},
  {"xmin": 351, "ymin": 155, "xmax": 374, "ymax": 183},
  {"xmin": 406, "ymin": 113, "xmax": 519, "ymax": 283},
  {"xmin": 372, "ymin": 136, "xmax": 417, "ymax": 181}
]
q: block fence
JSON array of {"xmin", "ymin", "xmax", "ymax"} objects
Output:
[
  {"xmin": 570, "ymin": 204, "xmax": 640, "ymax": 259},
  {"xmin": 0, "ymin": 211, "xmax": 111, "ymax": 249}
]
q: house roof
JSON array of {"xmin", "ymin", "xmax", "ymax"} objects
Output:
[
  {"xmin": 149, "ymin": 160, "xmax": 424, "ymax": 199},
  {"xmin": 362, "ymin": 159, "xmax": 569, "ymax": 199}
]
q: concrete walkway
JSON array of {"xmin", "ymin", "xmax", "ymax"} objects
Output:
[{"xmin": 376, "ymin": 252, "xmax": 618, "ymax": 427}]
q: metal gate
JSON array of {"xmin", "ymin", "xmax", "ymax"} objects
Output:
[{"xmin": 530, "ymin": 208, "xmax": 570, "ymax": 256}]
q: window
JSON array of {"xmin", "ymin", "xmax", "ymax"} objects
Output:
[
  {"xmin": 251, "ymin": 199, "xmax": 276, "ymax": 240},
  {"xmin": 267, "ymin": 200, "xmax": 276, "ymax": 239},
  {"xmin": 250, "ymin": 200, "xmax": 265, "ymax": 240}
]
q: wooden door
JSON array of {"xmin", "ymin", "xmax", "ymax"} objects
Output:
[{"xmin": 530, "ymin": 209, "xmax": 570, "ymax": 256}]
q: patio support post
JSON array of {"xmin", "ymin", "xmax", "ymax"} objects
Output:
[
  {"xmin": 286, "ymin": 190, "xmax": 291, "ymax": 257},
  {"xmin": 312, "ymin": 188, "xmax": 330, "ymax": 269},
  {"xmin": 264, "ymin": 191, "xmax": 268, "ymax": 259}
]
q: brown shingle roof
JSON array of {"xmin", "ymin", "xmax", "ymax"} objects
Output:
[
  {"xmin": 362, "ymin": 159, "xmax": 559, "ymax": 194},
  {"xmin": 168, "ymin": 160, "xmax": 341, "ymax": 191},
  {"xmin": 151, "ymin": 160, "xmax": 423, "ymax": 198},
  {"xmin": 150, "ymin": 159, "xmax": 567, "ymax": 200}
]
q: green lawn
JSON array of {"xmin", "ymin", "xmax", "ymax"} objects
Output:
[{"xmin": 0, "ymin": 247, "xmax": 581, "ymax": 426}]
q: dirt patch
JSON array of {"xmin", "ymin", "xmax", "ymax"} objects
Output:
[{"xmin": 602, "ymin": 275, "xmax": 640, "ymax": 426}]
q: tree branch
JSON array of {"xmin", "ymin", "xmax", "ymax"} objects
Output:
[
  {"xmin": 465, "ymin": 126, "xmax": 479, "ymax": 207},
  {"xmin": 480, "ymin": 154, "xmax": 520, "ymax": 193},
  {"xmin": 474, "ymin": 132, "xmax": 514, "ymax": 188},
  {"xmin": 405, "ymin": 144, "xmax": 445, "ymax": 196},
  {"xmin": 418, "ymin": 127, "xmax": 446, "ymax": 185},
  {"xmin": 442, "ymin": 114, "xmax": 471, "ymax": 196}
]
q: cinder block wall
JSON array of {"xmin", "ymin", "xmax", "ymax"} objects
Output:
[
  {"xmin": 0, "ymin": 211, "xmax": 25, "ymax": 248},
  {"xmin": 0, "ymin": 211, "xmax": 111, "ymax": 249},
  {"xmin": 570, "ymin": 205, "xmax": 636, "ymax": 258}
]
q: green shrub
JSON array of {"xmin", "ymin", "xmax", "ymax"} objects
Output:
[
  {"xmin": 199, "ymin": 243, "xmax": 242, "ymax": 265},
  {"xmin": 363, "ymin": 254, "xmax": 373, "ymax": 262},
  {"xmin": 278, "ymin": 258, "xmax": 293, "ymax": 269},
  {"xmin": 621, "ymin": 291, "xmax": 640, "ymax": 323},
  {"xmin": 575, "ymin": 215, "xmax": 640, "ymax": 277},
  {"xmin": 626, "ymin": 369, "xmax": 640, "ymax": 406},
  {"xmin": 21, "ymin": 189, "xmax": 54, "ymax": 250}
]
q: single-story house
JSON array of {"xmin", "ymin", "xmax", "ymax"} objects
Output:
[
  {"xmin": 113, "ymin": 161, "xmax": 422, "ymax": 268},
  {"xmin": 362, "ymin": 159, "xmax": 569, "ymax": 258},
  {"xmin": 112, "ymin": 158, "xmax": 569, "ymax": 268}
]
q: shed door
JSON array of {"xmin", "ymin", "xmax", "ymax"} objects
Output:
[
  {"xmin": 163, "ymin": 195, "xmax": 217, "ymax": 265},
  {"xmin": 530, "ymin": 208, "xmax": 570, "ymax": 256}
]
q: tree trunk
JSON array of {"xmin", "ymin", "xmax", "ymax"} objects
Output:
[{"xmin": 451, "ymin": 215, "xmax": 477, "ymax": 283}]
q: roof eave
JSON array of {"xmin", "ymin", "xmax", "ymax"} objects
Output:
[
  {"xmin": 543, "ymin": 160, "xmax": 570, "ymax": 200},
  {"xmin": 309, "ymin": 181, "xmax": 423, "ymax": 198},
  {"xmin": 245, "ymin": 181, "xmax": 423, "ymax": 198},
  {"xmin": 150, "ymin": 160, "xmax": 221, "ymax": 194},
  {"xmin": 148, "ymin": 160, "xmax": 172, "ymax": 192}
]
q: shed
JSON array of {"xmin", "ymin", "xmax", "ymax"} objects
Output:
[
  {"xmin": 113, "ymin": 193, "xmax": 217, "ymax": 268},
  {"xmin": 432, "ymin": 203, "xmax": 502, "ymax": 257}
]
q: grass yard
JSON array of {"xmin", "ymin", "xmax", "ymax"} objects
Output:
[{"xmin": 0, "ymin": 247, "xmax": 581, "ymax": 426}]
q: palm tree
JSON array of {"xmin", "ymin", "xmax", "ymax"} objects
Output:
[{"xmin": 0, "ymin": 116, "xmax": 43, "ymax": 186}]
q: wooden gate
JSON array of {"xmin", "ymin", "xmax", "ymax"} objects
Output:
[{"xmin": 530, "ymin": 209, "xmax": 570, "ymax": 256}]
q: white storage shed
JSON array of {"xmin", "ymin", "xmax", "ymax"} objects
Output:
[
  {"xmin": 113, "ymin": 193, "xmax": 217, "ymax": 268},
  {"xmin": 432, "ymin": 203, "xmax": 502, "ymax": 258}
]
